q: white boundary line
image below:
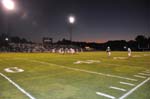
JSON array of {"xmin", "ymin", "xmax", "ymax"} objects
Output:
[
  {"xmin": 138, "ymin": 73, "xmax": 150, "ymax": 76},
  {"xmin": 0, "ymin": 73, "xmax": 36, "ymax": 99},
  {"xmin": 142, "ymin": 71, "xmax": 150, "ymax": 74},
  {"xmin": 119, "ymin": 77, "xmax": 150, "ymax": 99},
  {"xmin": 119, "ymin": 82, "xmax": 135, "ymax": 86},
  {"xmin": 110, "ymin": 86, "xmax": 127, "ymax": 92},
  {"xmin": 134, "ymin": 75, "xmax": 146, "ymax": 79},
  {"xmin": 96, "ymin": 92, "xmax": 116, "ymax": 99},
  {"xmin": 15, "ymin": 58, "xmax": 138, "ymax": 81}
]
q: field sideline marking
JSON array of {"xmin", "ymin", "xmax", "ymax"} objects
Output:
[
  {"xmin": 119, "ymin": 82, "xmax": 135, "ymax": 86},
  {"xmin": 109, "ymin": 86, "xmax": 127, "ymax": 92},
  {"xmin": 138, "ymin": 73, "xmax": 150, "ymax": 76},
  {"xmin": 119, "ymin": 77, "xmax": 150, "ymax": 99},
  {"xmin": 0, "ymin": 73, "xmax": 36, "ymax": 99},
  {"xmin": 14, "ymin": 58, "xmax": 138, "ymax": 81},
  {"xmin": 96, "ymin": 92, "xmax": 115, "ymax": 99},
  {"xmin": 134, "ymin": 75, "xmax": 146, "ymax": 79}
]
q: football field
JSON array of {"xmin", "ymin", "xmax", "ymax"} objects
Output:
[{"xmin": 0, "ymin": 52, "xmax": 150, "ymax": 99}]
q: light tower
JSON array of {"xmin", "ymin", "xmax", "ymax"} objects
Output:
[
  {"xmin": 68, "ymin": 15, "xmax": 75, "ymax": 42},
  {"xmin": 1, "ymin": 0, "xmax": 15, "ymax": 42}
]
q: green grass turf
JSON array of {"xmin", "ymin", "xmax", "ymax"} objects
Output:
[{"xmin": 0, "ymin": 52, "xmax": 150, "ymax": 99}]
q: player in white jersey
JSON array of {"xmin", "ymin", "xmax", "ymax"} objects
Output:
[
  {"xmin": 106, "ymin": 46, "xmax": 111, "ymax": 57},
  {"xmin": 70, "ymin": 48, "xmax": 75, "ymax": 54},
  {"xmin": 128, "ymin": 48, "xmax": 132, "ymax": 57}
]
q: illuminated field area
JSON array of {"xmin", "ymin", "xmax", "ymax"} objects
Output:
[{"xmin": 0, "ymin": 52, "xmax": 150, "ymax": 99}]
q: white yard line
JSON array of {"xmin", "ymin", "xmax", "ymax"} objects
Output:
[
  {"xmin": 15, "ymin": 58, "xmax": 138, "ymax": 81},
  {"xmin": 119, "ymin": 77, "xmax": 150, "ymax": 99},
  {"xmin": 110, "ymin": 86, "xmax": 127, "ymax": 92},
  {"xmin": 119, "ymin": 82, "xmax": 135, "ymax": 86},
  {"xmin": 134, "ymin": 75, "xmax": 146, "ymax": 79},
  {"xmin": 0, "ymin": 73, "xmax": 36, "ymax": 99},
  {"xmin": 146, "ymin": 70, "xmax": 150, "ymax": 71},
  {"xmin": 143, "ymin": 71, "xmax": 150, "ymax": 74},
  {"xmin": 96, "ymin": 92, "xmax": 116, "ymax": 99},
  {"xmin": 138, "ymin": 73, "xmax": 150, "ymax": 76}
]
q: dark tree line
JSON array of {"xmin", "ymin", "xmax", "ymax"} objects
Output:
[
  {"xmin": 135, "ymin": 35, "xmax": 150, "ymax": 49},
  {"xmin": 0, "ymin": 33, "xmax": 150, "ymax": 51},
  {"xmin": 0, "ymin": 33, "xmax": 32, "ymax": 47},
  {"xmin": 0, "ymin": 33, "xmax": 9, "ymax": 47},
  {"xmin": 57, "ymin": 35, "xmax": 150, "ymax": 51}
]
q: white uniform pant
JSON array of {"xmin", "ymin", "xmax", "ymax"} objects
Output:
[
  {"xmin": 108, "ymin": 52, "xmax": 111, "ymax": 56},
  {"xmin": 128, "ymin": 52, "xmax": 131, "ymax": 57}
]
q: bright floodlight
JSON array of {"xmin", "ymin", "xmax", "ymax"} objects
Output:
[
  {"xmin": 2, "ymin": 0, "xmax": 15, "ymax": 10},
  {"xmin": 69, "ymin": 16, "xmax": 75, "ymax": 24},
  {"xmin": 5, "ymin": 37, "xmax": 9, "ymax": 41}
]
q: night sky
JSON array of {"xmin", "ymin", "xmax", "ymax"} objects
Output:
[{"xmin": 0, "ymin": 0, "xmax": 150, "ymax": 43}]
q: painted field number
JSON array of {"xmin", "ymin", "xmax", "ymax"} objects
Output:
[
  {"xmin": 4, "ymin": 67, "xmax": 24, "ymax": 73},
  {"xmin": 74, "ymin": 60, "xmax": 101, "ymax": 64}
]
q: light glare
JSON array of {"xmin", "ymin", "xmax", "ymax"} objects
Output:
[
  {"xmin": 69, "ymin": 16, "xmax": 75, "ymax": 24},
  {"xmin": 2, "ymin": 0, "xmax": 15, "ymax": 10},
  {"xmin": 5, "ymin": 37, "xmax": 9, "ymax": 41}
]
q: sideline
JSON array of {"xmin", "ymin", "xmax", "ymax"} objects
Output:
[
  {"xmin": 119, "ymin": 77, "xmax": 150, "ymax": 99},
  {"xmin": 0, "ymin": 73, "xmax": 36, "ymax": 99}
]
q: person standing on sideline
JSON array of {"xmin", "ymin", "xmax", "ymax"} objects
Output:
[
  {"xmin": 128, "ymin": 48, "xmax": 132, "ymax": 57},
  {"xmin": 106, "ymin": 46, "xmax": 111, "ymax": 57}
]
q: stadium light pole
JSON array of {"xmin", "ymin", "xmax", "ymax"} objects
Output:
[
  {"xmin": 68, "ymin": 15, "xmax": 75, "ymax": 42},
  {"xmin": 1, "ymin": 0, "xmax": 15, "ymax": 42}
]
